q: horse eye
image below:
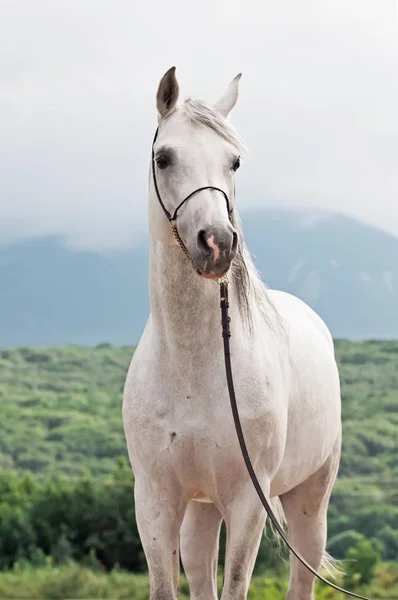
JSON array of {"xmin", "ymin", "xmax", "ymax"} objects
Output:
[
  {"xmin": 156, "ymin": 155, "xmax": 169, "ymax": 170},
  {"xmin": 232, "ymin": 157, "xmax": 241, "ymax": 171}
]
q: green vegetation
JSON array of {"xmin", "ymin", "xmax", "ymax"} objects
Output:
[
  {"xmin": 0, "ymin": 345, "xmax": 130, "ymax": 477},
  {"xmin": 1, "ymin": 341, "xmax": 397, "ymax": 480},
  {"xmin": 0, "ymin": 340, "xmax": 397, "ymax": 597},
  {"xmin": 0, "ymin": 561, "xmax": 397, "ymax": 599}
]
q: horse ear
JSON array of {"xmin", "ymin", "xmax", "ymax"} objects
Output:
[
  {"xmin": 214, "ymin": 73, "xmax": 242, "ymax": 118},
  {"xmin": 156, "ymin": 66, "xmax": 180, "ymax": 119}
]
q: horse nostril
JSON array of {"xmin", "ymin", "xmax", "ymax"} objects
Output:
[
  {"xmin": 197, "ymin": 230, "xmax": 211, "ymax": 255},
  {"xmin": 197, "ymin": 228, "xmax": 237, "ymax": 259},
  {"xmin": 231, "ymin": 231, "xmax": 238, "ymax": 253}
]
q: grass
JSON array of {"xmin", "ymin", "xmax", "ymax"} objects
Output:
[{"xmin": 0, "ymin": 561, "xmax": 397, "ymax": 600}]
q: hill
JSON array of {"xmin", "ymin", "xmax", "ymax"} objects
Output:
[
  {"xmin": 0, "ymin": 341, "xmax": 396, "ymax": 479},
  {"xmin": 1, "ymin": 341, "xmax": 397, "ymax": 479},
  {"xmin": 1, "ymin": 209, "xmax": 398, "ymax": 346},
  {"xmin": 0, "ymin": 341, "xmax": 397, "ymax": 562}
]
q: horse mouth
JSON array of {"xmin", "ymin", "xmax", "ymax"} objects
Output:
[
  {"xmin": 196, "ymin": 265, "xmax": 230, "ymax": 280},
  {"xmin": 199, "ymin": 272, "xmax": 222, "ymax": 280}
]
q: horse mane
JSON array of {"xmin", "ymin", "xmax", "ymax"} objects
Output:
[
  {"xmin": 181, "ymin": 98, "xmax": 281, "ymax": 333},
  {"xmin": 230, "ymin": 210, "xmax": 282, "ymax": 332}
]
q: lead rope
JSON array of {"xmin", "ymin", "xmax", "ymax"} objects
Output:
[{"xmin": 219, "ymin": 279, "xmax": 372, "ymax": 600}]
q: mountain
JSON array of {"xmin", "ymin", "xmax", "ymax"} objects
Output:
[
  {"xmin": 1, "ymin": 209, "xmax": 397, "ymax": 346},
  {"xmin": 243, "ymin": 209, "xmax": 398, "ymax": 339}
]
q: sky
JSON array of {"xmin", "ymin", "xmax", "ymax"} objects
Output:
[{"xmin": 1, "ymin": 0, "xmax": 397, "ymax": 250}]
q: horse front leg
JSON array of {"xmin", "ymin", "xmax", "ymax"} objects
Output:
[
  {"xmin": 221, "ymin": 482, "xmax": 268, "ymax": 600},
  {"xmin": 180, "ymin": 501, "xmax": 223, "ymax": 600},
  {"xmin": 134, "ymin": 475, "xmax": 187, "ymax": 600}
]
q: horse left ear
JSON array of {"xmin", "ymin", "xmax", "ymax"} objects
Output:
[
  {"xmin": 156, "ymin": 66, "xmax": 180, "ymax": 119},
  {"xmin": 214, "ymin": 73, "xmax": 242, "ymax": 118}
]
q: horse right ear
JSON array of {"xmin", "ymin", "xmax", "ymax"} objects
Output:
[
  {"xmin": 214, "ymin": 73, "xmax": 241, "ymax": 118},
  {"xmin": 156, "ymin": 67, "xmax": 179, "ymax": 119}
]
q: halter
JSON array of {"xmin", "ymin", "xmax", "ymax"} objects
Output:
[
  {"xmin": 151, "ymin": 127, "xmax": 233, "ymax": 260},
  {"xmin": 149, "ymin": 127, "xmax": 371, "ymax": 600}
]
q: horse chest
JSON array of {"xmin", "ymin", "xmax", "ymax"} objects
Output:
[
  {"xmin": 123, "ymin": 327, "xmax": 287, "ymax": 494},
  {"xmin": 125, "ymin": 368, "xmax": 284, "ymax": 494}
]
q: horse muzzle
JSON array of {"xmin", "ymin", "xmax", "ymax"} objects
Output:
[{"xmin": 193, "ymin": 226, "xmax": 238, "ymax": 279}]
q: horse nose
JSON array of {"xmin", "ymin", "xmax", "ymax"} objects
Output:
[{"xmin": 196, "ymin": 227, "xmax": 238, "ymax": 261}]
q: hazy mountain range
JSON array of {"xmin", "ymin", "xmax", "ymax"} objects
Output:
[{"xmin": 1, "ymin": 209, "xmax": 397, "ymax": 347}]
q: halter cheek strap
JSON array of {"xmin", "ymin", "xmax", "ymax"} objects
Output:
[{"xmin": 151, "ymin": 127, "xmax": 233, "ymax": 258}]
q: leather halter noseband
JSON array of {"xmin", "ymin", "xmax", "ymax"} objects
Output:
[
  {"xmin": 149, "ymin": 127, "xmax": 371, "ymax": 600},
  {"xmin": 151, "ymin": 127, "xmax": 233, "ymax": 259}
]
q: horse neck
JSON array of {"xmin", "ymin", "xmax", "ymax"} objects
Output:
[{"xmin": 149, "ymin": 233, "xmax": 239, "ymax": 353}]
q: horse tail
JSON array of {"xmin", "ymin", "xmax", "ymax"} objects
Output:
[{"xmin": 320, "ymin": 552, "xmax": 344, "ymax": 579}]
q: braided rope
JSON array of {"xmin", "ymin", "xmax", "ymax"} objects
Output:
[{"xmin": 170, "ymin": 220, "xmax": 191, "ymax": 259}]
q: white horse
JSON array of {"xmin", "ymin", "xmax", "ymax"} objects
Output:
[{"xmin": 123, "ymin": 67, "xmax": 342, "ymax": 600}]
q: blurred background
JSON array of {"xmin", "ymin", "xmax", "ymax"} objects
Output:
[{"xmin": 0, "ymin": 1, "xmax": 397, "ymax": 598}]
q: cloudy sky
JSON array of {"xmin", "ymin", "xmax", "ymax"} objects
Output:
[{"xmin": 1, "ymin": 0, "xmax": 397, "ymax": 250}]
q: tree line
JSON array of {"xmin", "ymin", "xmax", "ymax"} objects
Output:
[{"xmin": 0, "ymin": 460, "xmax": 396, "ymax": 574}]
